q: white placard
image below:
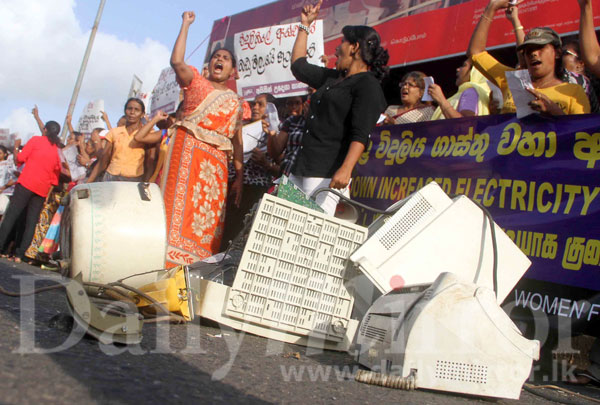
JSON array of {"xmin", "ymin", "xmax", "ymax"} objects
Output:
[
  {"xmin": 60, "ymin": 144, "xmax": 87, "ymax": 181},
  {"xmin": 0, "ymin": 129, "xmax": 9, "ymax": 146},
  {"xmin": 242, "ymin": 120, "xmax": 263, "ymax": 162},
  {"xmin": 128, "ymin": 74, "xmax": 143, "ymax": 99},
  {"xmin": 421, "ymin": 76, "xmax": 435, "ymax": 102},
  {"xmin": 234, "ymin": 20, "xmax": 325, "ymax": 100},
  {"xmin": 0, "ymin": 130, "xmax": 15, "ymax": 148},
  {"xmin": 77, "ymin": 99, "xmax": 106, "ymax": 134},
  {"xmin": 150, "ymin": 67, "xmax": 180, "ymax": 117},
  {"xmin": 137, "ymin": 92, "xmax": 151, "ymax": 118},
  {"xmin": 266, "ymin": 103, "xmax": 280, "ymax": 132},
  {"xmin": 505, "ymin": 70, "xmax": 536, "ymax": 119}
]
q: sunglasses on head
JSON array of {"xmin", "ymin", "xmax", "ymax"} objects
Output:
[{"xmin": 563, "ymin": 49, "xmax": 579, "ymax": 59}]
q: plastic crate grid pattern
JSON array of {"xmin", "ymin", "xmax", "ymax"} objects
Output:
[{"xmin": 226, "ymin": 194, "xmax": 367, "ymax": 342}]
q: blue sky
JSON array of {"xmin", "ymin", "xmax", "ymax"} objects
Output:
[
  {"xmin": 0, "ymin": 0, "xmax": 275, "ymax": 140},
  {"xmin": 72, "ymin": 1, "xmax": 277, "ymax": 67}
]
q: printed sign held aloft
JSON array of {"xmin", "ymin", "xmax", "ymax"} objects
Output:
[
  {"xmin": 150, "ymin": 67, "xmax": 180, "ymax": 117},
  {"xmin": 0, "ymin": 129, "xmax": 10, "ymax": 148},
  {"xmin": 128, "ymin": 74, "xmax": 151, "ymax": 114},
  {"xmin": 77, "ymin": 99, "xmax": 106, "ymax": 134},
  {"xmin": 60, "ymin": 145, "xmax": 87, "ymax": 182},
  {"xmin": 234, "ymin": 20, "xmax": 324, "ymax": 100},
  {"xmin": 128, "ymin": 74, "xmax": 143, "ymax": 99}
]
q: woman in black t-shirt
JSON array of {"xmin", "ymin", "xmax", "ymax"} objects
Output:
[{"xmin": 289, "ymin": 0, "xmax": 389, "ymax": 215}]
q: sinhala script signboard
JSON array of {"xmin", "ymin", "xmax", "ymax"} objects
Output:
[{"xmin": 234, "ymin": 20, "xmax": 324, "ymax": 100}]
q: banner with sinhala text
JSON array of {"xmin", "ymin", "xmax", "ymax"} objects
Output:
[
  {"xmin": 234, "ymin": 20, "xmax": 324, "ymax": 100},
  {"xmin": 353, "ymin": 113, "xmax": 600, "ymax": 332}
]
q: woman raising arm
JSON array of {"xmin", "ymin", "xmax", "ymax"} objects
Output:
[
  {"xmin": 467, "ymin": 0, "xmax": 589, "ymax": 115},
  {"xmin": 289, "ymin": 0, "xmax": 389, "ymax": 214},
  {"xmin": 578, "ymin": 0, "xmax": 600, "ymax": 77},
  {"xmin": 159, "ymin": 11, "xmax": 244, "ymax": 267}
]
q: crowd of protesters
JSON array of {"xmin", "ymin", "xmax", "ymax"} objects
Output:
[
  {"xmin": 0, "ymin": 0, "xmax": 596, "ymax": 387},
  {"xmin": 3, "ymin": 0, "xmax": 599, "ymax": 272}
]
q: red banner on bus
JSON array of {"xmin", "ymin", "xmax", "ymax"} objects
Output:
[{"xmin": 208, "ymin": 0, "xmax": 599, "ymax": 68}]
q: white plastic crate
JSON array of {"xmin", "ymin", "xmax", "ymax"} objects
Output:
[
  {"xmin": 194, "ymin": 279, "xmax": 359, "ymax": 352},
  {"xmin": 225, "ymin": 194, "xmax": 368, "ymax": 342}
]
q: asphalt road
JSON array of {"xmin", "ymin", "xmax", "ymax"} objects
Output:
[{"xmin": 0, "ymin": 259, "xmax": 598, "ymax": 404}]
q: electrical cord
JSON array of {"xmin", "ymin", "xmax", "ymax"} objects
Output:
[
  {"xmin": 311, "ymin": 187, "xmax": 403, "ymax": 215},
  {"xmin": 0, "ymin": 280, "xmax": 133, "ymax": 304},
  {"xmin": 355, "ymin": 369, "xmax": 417, "ymax": 390},
  {"xmin": 449, "ymin": 195, "xmax": 499, "ymax": 299},
  {"xmin": 474, "ymin": 200, "xmax": 499, "ymax": 299},
  {"xmin": 524, "ymin": 383, "xmax": 600, "ymax": 405},
  {"xmin": 82, "ymin": 281, "xmax": 135, "ymax": 303},
  {"xmin": 355, "ymin": 371, "xmax": 600, "ymax": 403},
  {"xmin": 0, "ymin": 283, "xmax": 63, "ymax": 297},
  {"xmin": 117, "ymin": 268, "xmax": 169, "ymax": 283},
  {"xmin": 0, "ymin": 277, "xmax": 186, "ymax": 323},
  {"xmin": 221, "ymin": 206, "xmax": 256, "ymax": 260}
]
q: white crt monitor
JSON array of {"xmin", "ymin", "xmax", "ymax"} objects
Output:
[{"xmin": 350, "ymin": 182, "xmax": 531, "ymax": 304}]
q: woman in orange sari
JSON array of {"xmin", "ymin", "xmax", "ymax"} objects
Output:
[{"xmin": 140, "ymin": 11, "xmax": 243, "ymax": 268}]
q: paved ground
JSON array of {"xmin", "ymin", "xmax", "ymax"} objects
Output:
[{"xmin": 0, "ymin": 259, "xmax": 599, "ymax": 404}]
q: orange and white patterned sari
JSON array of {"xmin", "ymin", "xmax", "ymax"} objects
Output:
[{"xmin": 160, "ymin": 67, "xmax": 243, "ymax": 268}]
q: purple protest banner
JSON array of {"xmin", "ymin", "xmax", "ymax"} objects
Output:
[{"xmin": 353, "ymin": 113, "xmax": 600, "ymax": 331}]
